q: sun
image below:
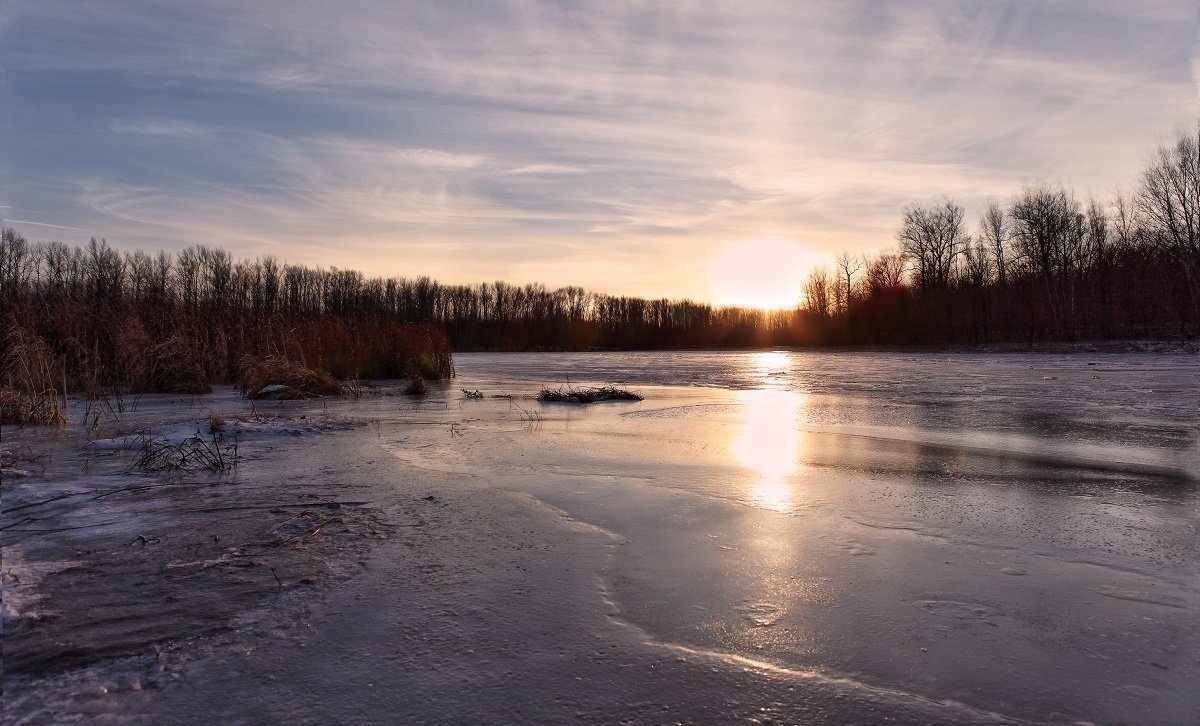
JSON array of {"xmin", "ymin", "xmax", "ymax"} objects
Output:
[{"xmin": 709, "ymin": 239, "xmax": 814, "ymax": 309}]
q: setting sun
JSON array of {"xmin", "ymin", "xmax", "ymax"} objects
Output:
[{"xmin": 709, "ymin": 239, "xmax": 814, "ymax": 309}]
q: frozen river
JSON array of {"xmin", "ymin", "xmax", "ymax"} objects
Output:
[{"xmin": 3, "ymin": 350, "xmax": 1197, "ymax": 723}]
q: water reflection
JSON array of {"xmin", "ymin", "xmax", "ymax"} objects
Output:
[
  {"xmin": 749, "ymin": 350, "xmax": 792, "ymax": 389},
  {"xmin": 734, "ymin": 389, "xmax": 805, "ymax": 512}
]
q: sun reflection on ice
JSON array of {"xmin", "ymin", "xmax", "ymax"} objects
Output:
[
  {"xmin": 734, "ymin": 388, "xmax": 805, "ymax": 513},
  {"xmin": 750, "ymin": 350, "xmax": 791, "ymax": 389}
]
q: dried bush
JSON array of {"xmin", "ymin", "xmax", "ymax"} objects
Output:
[
  {"xmin": 2, "ymin": 289, "xmax": 453, "ymax": 400},
  {"xmin": 536, "ymin": 385, "xmax": 642, "ymax": 404},
  {"xmin": 139, "ymin": 335, "xmax": 212, "ymax": 393},
  {"xmin": 403, "ymin": 374, "xmax": 429, "ymax": 396},
  {"xmin": 0, "ymin": 327, "xmax": 65, "ymax": 426},
  {"xmin": 130, "ymin": 428, "xmax": 237, "ymax": 475},
  {"xmin": 116, "ymin": 315, "xmax": 211, "ymax": 394},
  {"xmin": 237, "ymin": 354, "xmax": 345, "ymax": 400}
]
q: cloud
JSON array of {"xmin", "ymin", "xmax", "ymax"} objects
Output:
[
  {"xmin": 507, "ymin": 164, "xmax": 588, "ymax": 175},
  {"xmin": 5, "ymin": 0, "xmax": 1198, "ymax": 300},
  {"xmin": 108, "ymin": 119, "xmax": 213, "ymax": 138},
  {"xmin": 2, "ymin": 219, "xmax": 85, "ymax": 231}
]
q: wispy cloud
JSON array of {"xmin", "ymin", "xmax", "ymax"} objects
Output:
[
  {"xmin": 5, "ymin": 0, "xmax": 1198, "ymax": 299},
  {"xmin": 508, "ymin": 164, "xmax": 588, "ymax": 176},
  {"xmin": 108, "ymin": 119, "xmax": 214, "ymax": 138},
  {"xmin": 1, "ymin": 219, "xmax": 86, "ymax": 231}
]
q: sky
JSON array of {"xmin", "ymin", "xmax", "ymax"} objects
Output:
[{"xmin": 2, "ymin": 1, "xmax": 1197, "ymax": 306}]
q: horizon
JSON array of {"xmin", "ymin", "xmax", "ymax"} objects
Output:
[{"xmin": 3, "ymin": 1, "xmax": 1197, "ymax": 307}]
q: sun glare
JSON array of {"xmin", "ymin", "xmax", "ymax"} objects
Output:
[
  {"xmin": 710, "ymin": 239, "xmax": 814, "ymax": 309},
  {"xmin": 734, "ymin": 389, "xmax": 806, "ymax": 513}
]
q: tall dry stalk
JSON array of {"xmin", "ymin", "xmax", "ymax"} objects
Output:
[{"xmin": 0, "ymin": 327, "xmax": 66, "ymax": 426}]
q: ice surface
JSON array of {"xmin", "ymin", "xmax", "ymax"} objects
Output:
[{"xmin": 3, "ymin": 351, "xmax": 1196, "ymax": 723}]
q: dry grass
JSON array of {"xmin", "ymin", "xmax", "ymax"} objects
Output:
[
  {"xmin": 237, "ymin": 354, "xmax": 346, "ymax": 400},
  {"xmin": 0, "ymin": 327, "xmax": 65, "ymax": 427},
  {"xmin": 403, "ymin": 374, "xmax": 429, "ymax": 396},
  {"xmin": 130, "ymin": 428, "xmax": 237, "ymax": 476},
  {"xmin": 123, "ymin": 330, "xmax": 212, "ymax": 394},
  {"xmin": 536, "ymin": 385, "xmax": 642, "ymax": 404},
  {"xmin": 3, "ymin": 296, "xmax": 454, "ymax": 400}
]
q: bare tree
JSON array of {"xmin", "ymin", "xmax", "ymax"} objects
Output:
[
  {"xmin": 259, "ymin": 256, "xmax": 280, "ymax": 312},
  {"xmin": 39, "ymin": 241, "xmax": 84, "ymax": 299},
  {"xmin": 1112, "ymin": 191, "xmax": 1141, "ymax": 253},
  {"xmin": 865, "ymin": 251, "xmax": 906, "ymax": 296},
  {"xmin": 0, "ymin": 228, "xmax": 34, "ymax": 299},
  {"xmin": 124, "ymin": 249, "xmax": 154, "ymax": 302},
  {"xmin": 835, "ymin": 250, "xmax": 862, "ymax": 313},
  {"xmin": 176, "ymin": 247, "xmax": 202, "ymax": 310},
  {"xmin": 978, "ymin": 200, "xmax": 1009, "ymax": 286},
  {"xmin": 962, "ymin": 236, "xmax": 994, "ymax": 288},
  {"xmin": 1009, "ymin": 183, "xmax": 1081, "ymax": 279},
  {"xmin": 896, "ymin": 199, "xmax": 966, "ymax": 290},
  {"xmin": 1083, "ymin": 198, "xmax": 1110, "ymax": 270},
  {"xmin": 803, "ymin": 266, "xmax": 832, "ymax": 317},
  {"xmin": 150, "ymin": 250, "xmax": 173, "ymax": 302},
  {"xmin": 85, "ymin": 238, "xmax": 125, "ymax": 303},
  {"xmin": 1138, "ymin": 122, "xmax": 1199, "ymax": 260}
]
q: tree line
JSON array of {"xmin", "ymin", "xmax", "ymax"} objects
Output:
[
  {"xmin": 2, "ymin": 121, "xmax": 1195, "ymax": 386},
  {"xmin": 0, "ymin": 232, "xmax": 802, "ymax": 353},
  {"xmin": 801, "ymin": 122, "xmax": 1198, "ymax": 343}
]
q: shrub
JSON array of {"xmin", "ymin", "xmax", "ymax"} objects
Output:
[
  {"xmin": 116, "ymin": 317, "xmax": 211, "ymax": 394},
  {"xmin": 0, "ymin": 328, "xmax": 65, "ymax": 426},
  {"xmin": 403, "ymin": 374, "xmax": 428, "ymax": 396},
  {"xmin": 237, "ymin": 354, "xmax": 346, "ymax": 400},
  {"xmin": 536, "ymin": 385, "xmax": 642, "ymax": 404}
]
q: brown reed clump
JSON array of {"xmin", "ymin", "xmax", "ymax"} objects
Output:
[
  {"xmin": 536, "ymin": 385, "xmax": 642, "ymax": 404},
  {"xmin": 1, "ymin": 327, "xmax": 66, "ymax": 426},
  {"xmin": 138, "ymin": 336, "xmax": 213, "ymax": 394},
  {"xmin": 237, "ymin": 354, "xmax": 346, "ymax": 400},
  {"xmin": 403, "ymin": 374, "xmax": 429, "ymax": 396},
  {"xmin": 114, "ymin": 315, "xmax": 212, "ymax": 394},
  {"xmin": 130, "ymin": 428, "xmax": 237, "ymax": 476}
]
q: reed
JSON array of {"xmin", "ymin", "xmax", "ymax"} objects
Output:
[
  {"xmin": 536, "ymin": 385, "xmax": 642, "ymax": 404},
  {"xmin": 0, "ymin": 327, "xmax": 66, "ymax": 427},
  {"xmin": 237, "ymin": 354, "xmax": 346, "ymax": 400},
  {"xmin": 0, "ymin": 298, "xmax": 454, "ymax": 403},
  {"xmin": 403, "ymin": 374, "xmax": 429, "ymax": 396},
  {"xmin": 130, "ymin": 427, "xmax": 237, "ymax": 475}
]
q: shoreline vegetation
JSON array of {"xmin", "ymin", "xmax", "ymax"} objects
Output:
[
  {"xmin": 0, "ymin": 247, "xmax": 455, "ymax": 425},
  {"xmin": 2, "ymin": 123, "xmax": 1196, "ymax": 425}
]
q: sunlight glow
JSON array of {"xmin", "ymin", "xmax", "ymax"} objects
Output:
[
  {"xmin": 751, "ymin": 350, "xmax": 791, "ymax": 387},
  {"xmin": 709, "ymin": 239, "xmax": 814, "ymax": 309},
  {"xmin": 734, "ymin": 389, "xmax": 805, "ymax": 513}
]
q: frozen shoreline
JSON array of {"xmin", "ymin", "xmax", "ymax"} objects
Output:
[
  {"xmin": 2, "ymin": 417, "xmax": 1011, "ymax": 724},
  {"xmin": 3, "ymin": 351, "xmax": 1197, "ymax": 723}
]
